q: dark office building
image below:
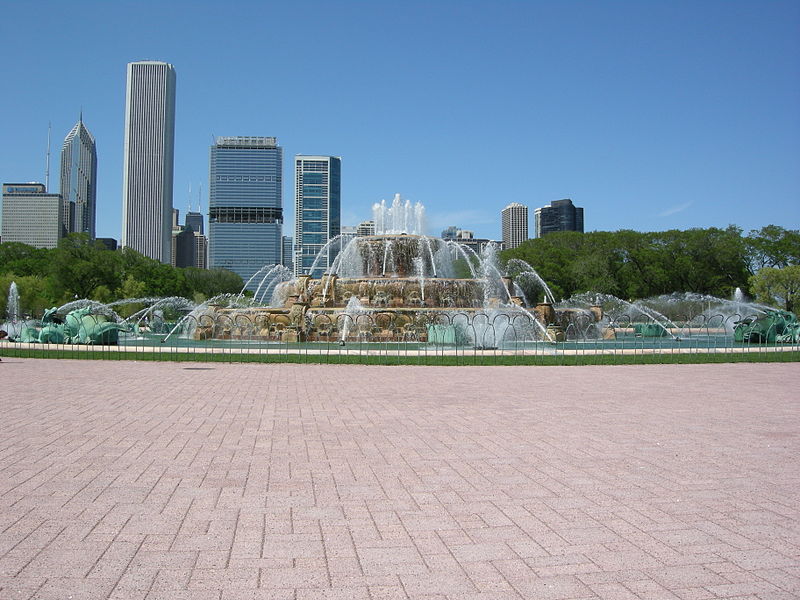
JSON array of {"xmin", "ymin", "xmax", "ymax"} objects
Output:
[
  {"xmin": 185, "ymin": 211, "xmax": 204, "ymax": 235},
  {"xmin": 533, "ymin": 199, "xmax": 584, "ymax": 238},
  {"xmin": 96, "ymin": 238, "xmax": 118, "ymax": 251}
]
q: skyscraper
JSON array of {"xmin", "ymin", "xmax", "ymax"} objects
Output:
[
  {"xmin": 182, "ymin": 209, "xmax": 206, "ymax": 268},
  {"xmin": 59, "ymin": 115, "xmax": 97, "ymax": 237},
  {"xmin": 281, "ymin": 235, "xmax": 294, "ymax": 272},
  {"xmin": 208, "ymin": 136, "xmax": 283, "ymax": 291},
  {"xmin": 193, "ymin": 233, "xmax": 208, "ymax": 269},
  {"xmin": 185, "ymin": 210, "xmax": 203, "ymax": 235},
  {"xmin": 294, "ymin": 155, "xmax": 341, "ymax": 277},
  {"xmin": 356, "ymin": 220, "xmax": 375, "ymax": 237},
  {"xmin": 1, "ymin": 183, "xmax": 63, "ymax": 248},
  {"xmin": 501, "ymin": 202, "xmax": 528, "ymax": 249},
  {"xmin": 534, "ymin": 198, "xmax": 584, "ymax": 238},
  {"xmin": 441, "ymin": 225, "xmax": 459, "ymax": 239},
  {"xmin": 121, "ymin": 60, "xmax": 176, "ymax": 263}
]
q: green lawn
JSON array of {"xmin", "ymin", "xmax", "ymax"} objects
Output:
[{"xmin": 2, "ymin": 346, "xmax": 798, "ymax": 366}]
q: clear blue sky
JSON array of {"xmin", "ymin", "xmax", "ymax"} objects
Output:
[{"xmin": 2, "ymin": 0, "xmax": 798, "ymax": 242}]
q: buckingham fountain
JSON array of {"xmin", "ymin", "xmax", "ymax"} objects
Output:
[{"xmin": 187, "ymin": 195, "xmax": 571, "ymax": 347}]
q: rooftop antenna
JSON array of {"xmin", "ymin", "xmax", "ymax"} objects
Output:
[
  {"xmin": 198, "ymin": 183, "xmax": 202, "ymax": 213},
  {"xmin": 188, "ymin": 182, "xmax": 192, "ymax": 213},
  {"xmin": 45, "ymin": 121, "xmax": 51, "ymax": 191}
]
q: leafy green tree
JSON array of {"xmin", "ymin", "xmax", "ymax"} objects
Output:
[
  {"xmin": 91, "ymin": 285, "xmax": 114, "ymax": 304},
  {"xmin": 659, "ymin": 226, "xmax": 749, "ymax": 297},
  {"xmin": 745, "ymin": 226, "xmax": 800, "ymax": 273},
  {"xmin": 0, "ymin": 242, "xmax": 51, "ymax": 277},
  {"xmin": 501, "ymin": 226, "xmax": 751, "ymax": 301},
  {"xmin": 50, "ymin": 234, "xmax": 121, "ymax": 300},
  {"xmin": 115, "ymin": 275, "xmax": 149, "ymax": 318},
  {"xmin": 182, "ymin": 267, "xmax": 244, "ymax": 298},
  {"xmin": 118, "ymin": 248, "xmax": 186, "ymax": 298},
  {"xmin": 749, "ymin": 266, "xmax": 800, "ymax": 313}
]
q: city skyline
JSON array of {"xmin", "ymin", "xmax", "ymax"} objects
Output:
[{"xmin": 1, "ymin": 1, "xmax": 798, "ymax": 243}]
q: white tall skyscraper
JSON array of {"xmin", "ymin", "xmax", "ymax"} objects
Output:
[
  {"xmin": 121, "ymin": 61, "xmax": 176, "ymax": 263},
  {"xmin": 501, "ymin": 202, "xmax": 528, "ymax": 249},
  {"xmin": 60, "ymin": 115, "xmax": 97, "ymax": 238}
]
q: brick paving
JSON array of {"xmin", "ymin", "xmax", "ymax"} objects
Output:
[{"xmin": 0, "ymin": 359, "xmax": 798, "ymax": 600}]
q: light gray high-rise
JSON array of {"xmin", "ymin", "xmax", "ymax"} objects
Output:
[
  {"xmin": 121, "ymin": 60, "xmax": 176, "ymax": 263},
  {"xmin": 60, "ymin": 115, "xmax": 97, "ymax": 238},
  {"xmin": 1, "ymin": 183, "xmax": 63, "ymax": 249},
  {"xmin": 501, "ymin": 202, "xmax": 528, "ymax": 249}
]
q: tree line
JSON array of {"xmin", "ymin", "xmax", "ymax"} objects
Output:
[
  {"xmin": 1, "ymin": 234, "xmax": 244, "ymax": 317},
  {"xmin": 500, "ymin": 225, "xmax": 800, "ymax": 311}
]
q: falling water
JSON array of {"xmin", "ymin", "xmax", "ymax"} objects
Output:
[
  {"xmin": 477, "ymin": 243, "xmax": 513, "ymax": 303},
  {"xmin": 307, "ymin": 234, "xmax": 348, "ymax": 279},
  {"xmin": 413, "ymin": 257, "xmax": 426, "ymax": 303},
  {"xmin": 444, "ymin": 241, "xmax": 479, "ymax": 278},
  {"xmin": 130, "ymin": 297, "xmax": 196, "ymax": 328},
  {"xmin": 339, "ymin": 296, "xmax": 367, "ymax": 342},
  {"xmin": 504, "ymin": 259, "xmax": 556, "ymax": 304},
  {"xmin": 565, "ymin": 292, "xmax": 680, "ymax": 338},
  {"xmin": 58, "ymin": 298, "xmax": 123, "ymax": 321},
  {"xmin": 6, "ymin": 282, "xmax": 19, "ymax": 321},
  {"xmin": 162, "ymin": 293, "xmax": 238, "ymax": 342},
  {"xmin": 253, "ymin": 265, "xmax": 293, "ymax": 304},
  {"xmin": 381, "ymin": 239, "xmax": 394, "ymax": 276},
  {"xmin": 420, "ymin": 236, "xmax": 438, "ymax": 277}
]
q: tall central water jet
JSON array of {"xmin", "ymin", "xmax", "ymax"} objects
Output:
[{"xmin": 373, "ymin": 193, "xmax": 425, "ymax": 235}]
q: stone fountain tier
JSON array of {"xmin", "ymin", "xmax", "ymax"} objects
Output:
[
  {"xmin": 193, "ymin": 304, "xmax": 505, "ymax": 343},
  {"xmin": 345, "ymin": 234, "xmax": 443, "ymax": 278},
  {"xmin": 300, "ymin": 275, "xmax": 486, "ymax": 309},
  {"xmin": 192, "ymin": 297, "xmax": 605, "ymax": 344}
]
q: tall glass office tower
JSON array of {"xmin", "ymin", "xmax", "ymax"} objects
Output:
[
  {"xmin": 294, "ymin": 156, "xmax": 341, "ymax": 277},
  {"xmin": 59, "ymin": 116, "xmax": 97, "ymax": 238},
  {"xmin": 121, "ymin": 61, "xmax": 176, "ymax": 263},
  {"xmin": 208, "ymin": 136, "xmax": 283, "ymax": 291}
]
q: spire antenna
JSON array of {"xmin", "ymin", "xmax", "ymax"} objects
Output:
[{"xmin": 45, "ymin": 122, "xmax": 51, "ymax": 191}]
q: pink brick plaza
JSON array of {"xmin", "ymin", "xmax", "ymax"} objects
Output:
[{"xmin": 0, "ymin": 359, "xmax": 798, "ymax": 599}]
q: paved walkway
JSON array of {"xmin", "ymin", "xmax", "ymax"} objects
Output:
[{"xmin": 0, "ymin": 360, "xmax": 798, "ymax": 600}]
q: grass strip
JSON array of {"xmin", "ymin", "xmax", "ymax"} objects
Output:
[{"xmin": 2, "ymin": 347, "xmax": 798, "ymax": 366}]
